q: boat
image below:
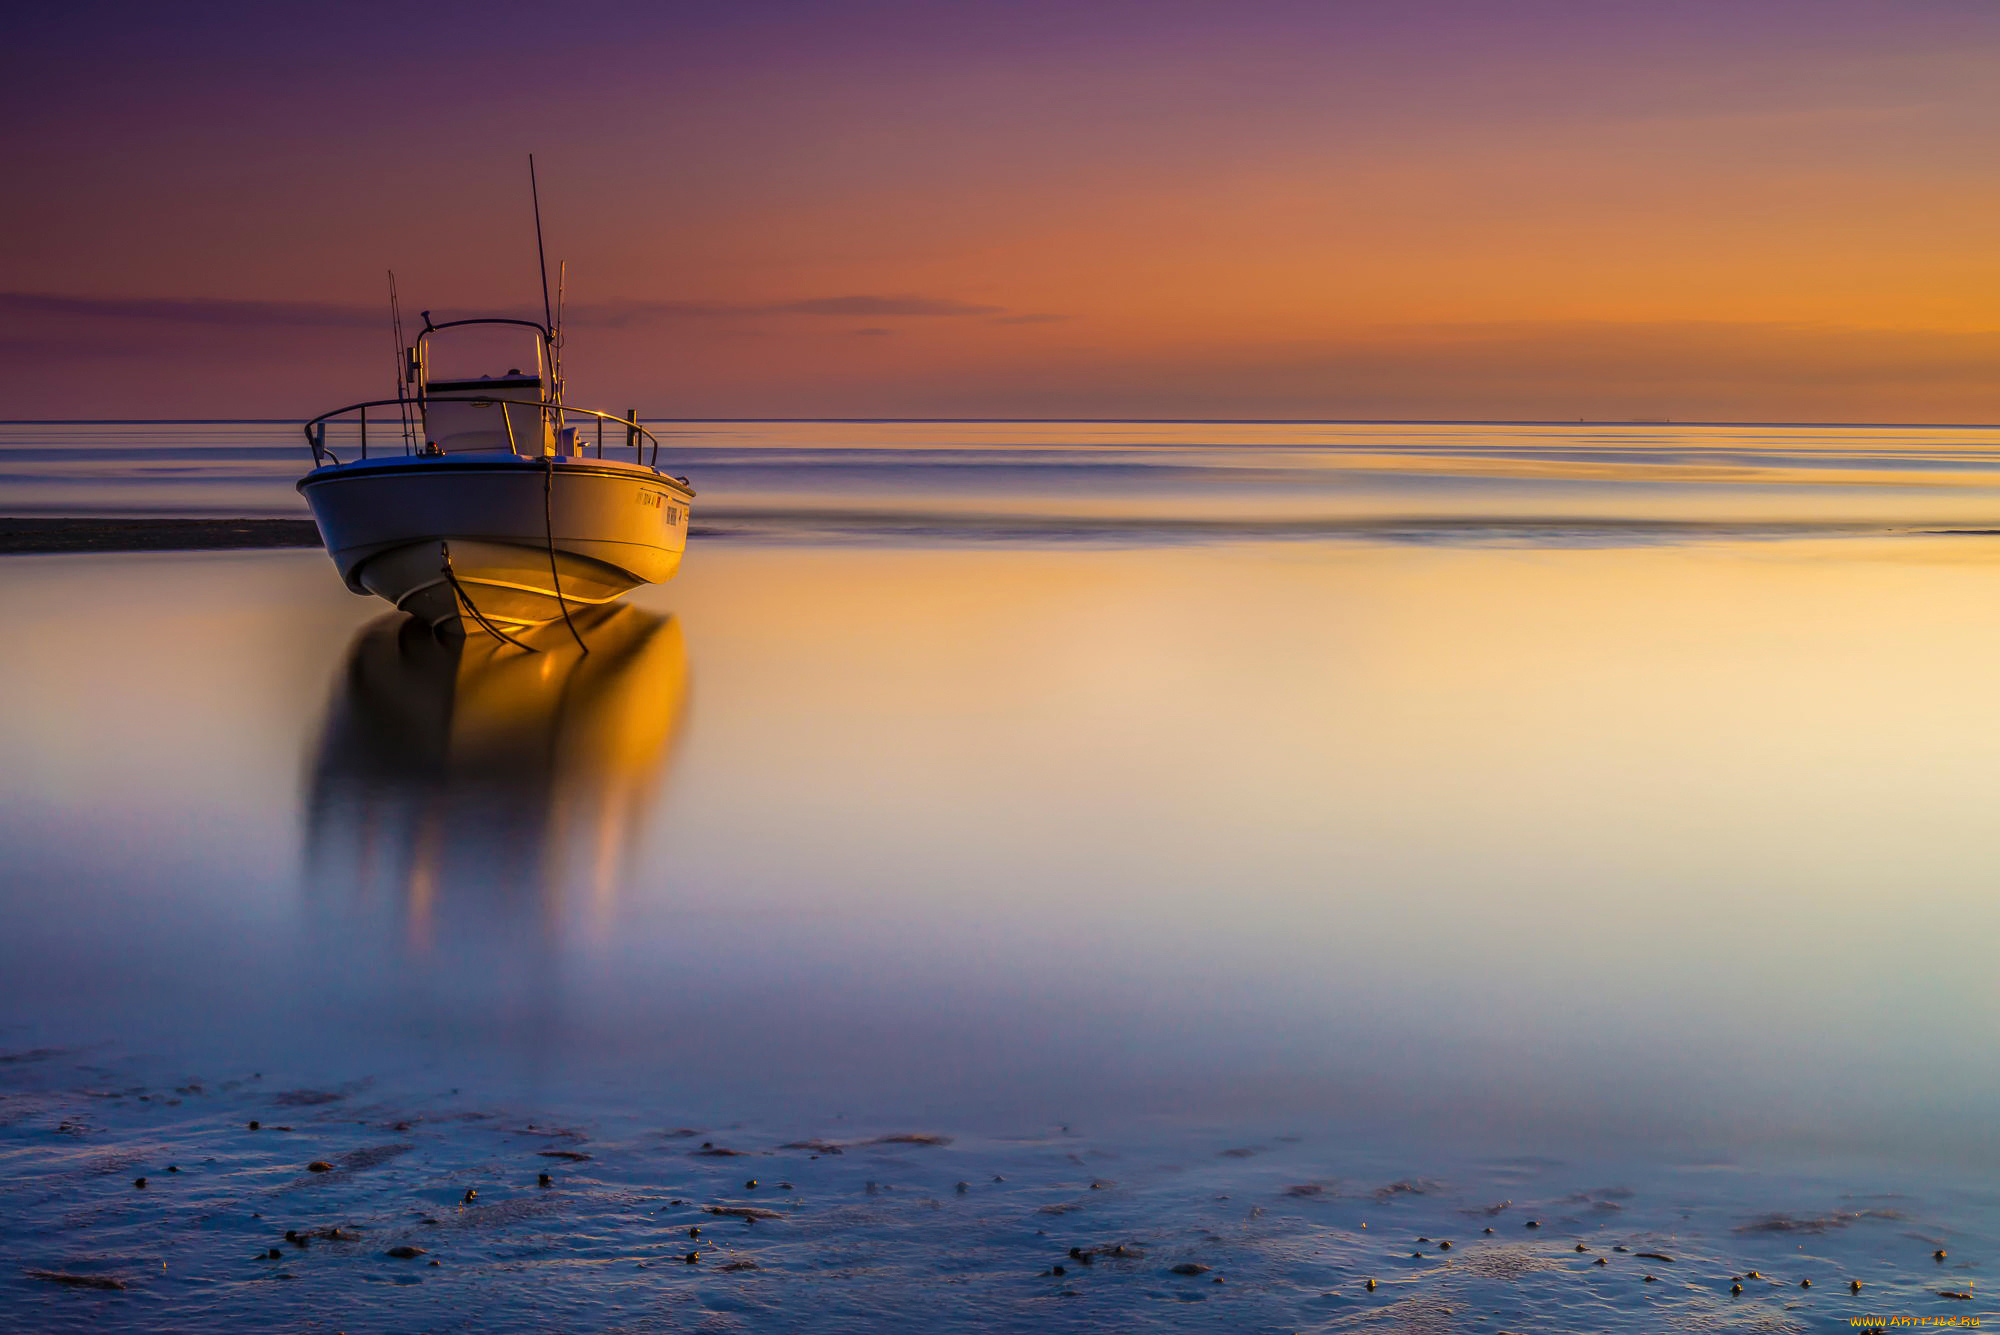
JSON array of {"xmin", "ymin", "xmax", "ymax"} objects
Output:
[{"xmin": 297, "ymin": 164, "xmax": 693, "ymax": 641}]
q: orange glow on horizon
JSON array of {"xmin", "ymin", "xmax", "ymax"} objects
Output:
[{"xmin": 8, "ymin": 1, "xmax": 2000, "ymax": 420}]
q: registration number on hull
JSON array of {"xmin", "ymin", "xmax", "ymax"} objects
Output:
[{"xmin": 638, "ymin": 490, "xmax": 686, "ymax": 524}]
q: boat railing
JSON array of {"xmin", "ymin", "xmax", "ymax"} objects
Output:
[{"xmin": 303, "ymin": 398, "xmax": 669, "ymax": 471}]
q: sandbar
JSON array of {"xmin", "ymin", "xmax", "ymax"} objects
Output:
[{"xmin": 0, "ymin": 517, "xmax": 320, "ymax": 554}]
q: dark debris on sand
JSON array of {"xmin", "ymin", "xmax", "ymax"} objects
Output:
[
  {"xmin": 0, "ymin": 1047, "xmax": 65, "ymax": 1064},
  {"xmin": 1374, "ymin": 1180, "xmax": 1441, "ymax": 1203},
  {"xmin": 858, "ymin": 1133, "xmax": 953, "ymax": 1147},
  {"xmin": 26, "ymin": 1270, "xmax": 129, "ymax": 1290},
  {"xmin": 1734, "ymin": 1211, "xmax": 1905, "ymax": 1233},
  {"xmin": 705, "ymin": 1205, "xmax": 783, "ymax": 1221},
  {"xmin": 1069, "ymin": 1243, "xmax": 1145, "ymax": 1264},
  {"xmin": 777, "ymin": 1133, "xmax": 951, "ymax": 1153},
  {"xmin": 285, "ymin": 1225, "xmax": 362, "ymax": 1243},
  {"xmin": 333, "ymin": 1144, "xmax": 414, "ymax": 1173}
]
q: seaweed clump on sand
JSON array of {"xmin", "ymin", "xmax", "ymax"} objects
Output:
[
  {"xmin": 777, "ymin": 1133, "xmax": 952, "ymax": 1153},
  {"xmin": 1732, "ymin": 1211, "xmax": 1904, "ymax": 1233},
  {"xmin": 705, "ymin": 1205, "xmax": 783, "ymax": 1221},
  {"xmin": 1067, "ymin": 1243, "xmax": 1145, "ymax": 1265},
  {"xmin": 858, "ymin": 1133, "xmax": 953, "ymax": 1147},
  {"xmin": 26, "ymin": 1270, "xmax": 128, "ymax": 1290},
  {"xmin": 1373, "ymin": 1180, "xmax": 1441, "ymax": 1203}
]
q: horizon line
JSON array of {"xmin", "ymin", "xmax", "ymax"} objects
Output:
[{"xmin": 3, "ymin": 417, "xmax": 2000, "ymax": 430}]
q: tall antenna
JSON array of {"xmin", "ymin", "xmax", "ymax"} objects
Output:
[{"xmin": 528, "ymin": 154, "xmax": 553, "ymax": 335}]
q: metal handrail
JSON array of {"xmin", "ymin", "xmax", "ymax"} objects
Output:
[
  {"xmin": 423, "ymin": 316, "xmax": 551, "ymax": 337},
  {"xmin": 303, "ymin": 397, "xmax": 670, "ymax": 472}
]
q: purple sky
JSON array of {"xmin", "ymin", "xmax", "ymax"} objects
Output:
[{"xmin": 6, "ymin": 0, "xmax": 2000, "ymax": 419}]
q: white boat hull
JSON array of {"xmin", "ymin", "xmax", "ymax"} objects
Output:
[{"xmin": 299, "ymin": 454, "xmax": 691, "ymax": 636}]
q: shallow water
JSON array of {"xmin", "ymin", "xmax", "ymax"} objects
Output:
[
  {"xmin": 1, "ymin": 425, "xmax": 1996, "ymax": 1329},
  {"xmin": 11, "ymin": 418, "xmax": 2000, "ymax": 538}
]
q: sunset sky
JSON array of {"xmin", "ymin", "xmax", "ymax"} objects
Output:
[{"xmin": 5, "ymin": 0, "xmax": 2000, "ymax": 421}]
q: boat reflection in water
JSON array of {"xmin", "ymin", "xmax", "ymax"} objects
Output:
[{"xmin": 303, "ymin": 606, "xmax": 686, "ymax": 1031}]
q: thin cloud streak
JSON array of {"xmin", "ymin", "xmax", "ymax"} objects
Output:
[
  {"xmin": 574, "ymin": 295, "xmax": 1009, "ymax": 323},
  {"xmin": 0, "ymin": 292, "xmax": 383, "ymax": 328},
  {"xmin": 12, "ymin": 304, "xmax": 2000, "ymax": 420},
  {"xmin": 0, "ymin": 291, "xmax": 1028, "ymax": 330},
  {"xmin": 767, "ymin": 295, "xmax": 1003, "ymax": 317}
]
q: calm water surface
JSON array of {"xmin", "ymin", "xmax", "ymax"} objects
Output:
[{"xmin": 0, "ymin": 423, "xmax": 1995, "ymax": 1330}]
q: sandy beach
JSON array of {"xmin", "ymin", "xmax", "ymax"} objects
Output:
[
  {"xmin": 3, "ymin": 1039, "xmax": 1984, "ymax": 1335},
  {"xmin": 2, "ymin": 1041, "xmax": 1985, "ymax": 1334}
]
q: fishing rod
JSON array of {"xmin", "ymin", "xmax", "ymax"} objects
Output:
[
  {"xmin": 387, "ymin": 269, "xmax": 416, "ymax": 452},
  {"xmin": 529, "ymin": 154, "xmax": 553, "ymax": 336}
]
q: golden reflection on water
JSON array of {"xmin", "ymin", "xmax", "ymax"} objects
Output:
[{"xmin": 303, "ymin": 607, "xmax": 687, "ymax": 952}]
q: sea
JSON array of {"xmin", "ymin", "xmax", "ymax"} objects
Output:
[{"xmin": 1, "ymin": 420, "xmax": 1995, "ymax": 1332}]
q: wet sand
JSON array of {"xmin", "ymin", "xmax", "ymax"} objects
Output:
[
  {"xmin": 0, "ymin": 517, "xmax": 319, "ymax": 554},
  {"xmin": 0, "ymin": 1046, "xmax": 1988, "ymax": 1334}
]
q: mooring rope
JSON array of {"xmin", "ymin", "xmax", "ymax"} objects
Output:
[
  {"xmin": 440, "ymin": 540, "xmax": 535, "ymax": 651},
  {"xmin": 543, "ymin": 457, "xmax": 590, "ymax": 654}
]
